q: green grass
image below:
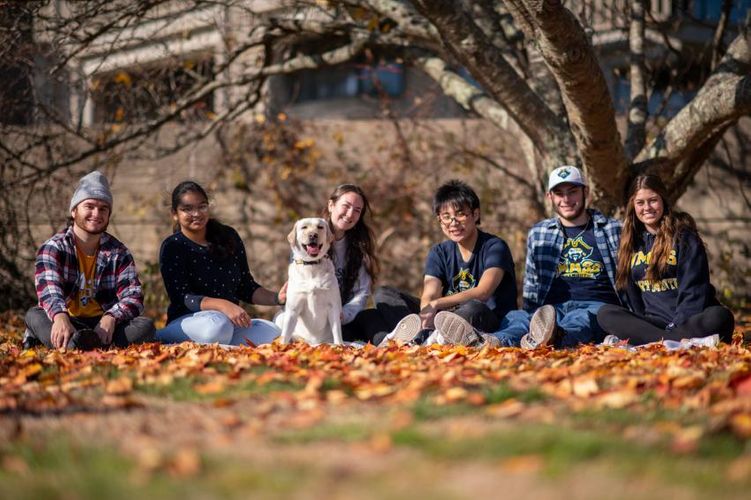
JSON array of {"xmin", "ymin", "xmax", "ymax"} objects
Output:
[
  {"xmin": 483, "ymin": 382, "xmax": 547, "ymax": 404},
  {"xmin": 273, "ymin": 422, "xmax": 373, "ymax": 444},
  {"xmin": 390, "ymin": 423, "xmax": 751, "ymax": 493},
  {"xmin": 0, "ymin": 437, "xmax": 318, "ymax": 500}
]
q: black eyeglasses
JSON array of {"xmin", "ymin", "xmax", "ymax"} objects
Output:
[{"xmin": 438, "ymin": 211, "xmax": 469, "ymax": 225}]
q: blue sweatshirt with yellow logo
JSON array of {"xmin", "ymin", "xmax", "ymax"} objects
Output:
[{"xmin": 627, "ymin": 230, "xmax": 718, "ymax": 328}]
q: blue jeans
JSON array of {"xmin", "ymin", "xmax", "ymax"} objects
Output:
[
  {"xmin": 492, "ymin": 301, "xmax": 607, "ymax": 348},
  {"xmin": 156, "ymin": 311, "xmax": 281, "ymax": 346}
]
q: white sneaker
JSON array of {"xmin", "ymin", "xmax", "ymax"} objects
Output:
[
  {"xmin": 520, "ymin": 305, "xmax": 557, "ymax": 350},
  {"xmin": 680, "ymin": 334, "xmax": 720, "ymax": 349},
  {"xmin": 602, "ymin": 334, "xmax": 622, "ymax": 346},
  {"xmin": 377, "ymin": 314, "xmax": 422, "ymax": 347},
  {"xmin": 424, "ymin": 330, "xmax": 447, "ymax": 345}
]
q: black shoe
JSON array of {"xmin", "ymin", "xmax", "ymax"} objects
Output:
[
  {"xmin": 70, "ymin": 328, "xmax": 102, "ymax": 350},
  {"xmin": 22, "ymin": 330, "xmax": 42, "ymax": 349}
]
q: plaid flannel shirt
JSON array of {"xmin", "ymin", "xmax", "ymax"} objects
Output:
[
  {"xmin": 523, "ymin": 209, "xmax": 622, "ymax": 311},
  {"xmin": 35, "ymin": 226, "xmax": 144, "ymax": 322}
]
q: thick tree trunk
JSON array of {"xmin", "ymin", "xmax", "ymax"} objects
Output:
[
  {"xmin": 412, "ymin": 0, "xmax": 577, "ymax": 170},
  {"xmin": 510, "ymin": 0, "xmax": 628, "ymax": 213}
]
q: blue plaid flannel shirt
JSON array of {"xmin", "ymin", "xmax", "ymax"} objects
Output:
[{"xmin": 522, "ymin": 209, "xmax": 622, "ymax": 311}]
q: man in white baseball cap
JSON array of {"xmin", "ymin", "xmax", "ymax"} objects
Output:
[
  {"xmin": 489, "ymin": 165, "xmax": 624, "ymax": 349},
  {"xmin": 23, "ymin": 170, "xmax": 155, "ymax": 350}
]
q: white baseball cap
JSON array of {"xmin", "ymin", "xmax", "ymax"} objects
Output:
[{"xmin": 547, "ymin": 165, "xmax": 587, "ymax": 192}]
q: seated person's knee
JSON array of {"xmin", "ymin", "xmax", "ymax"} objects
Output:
[{"xmin": 192, "ymin": 312, "xmax": 234, "ymax": 344}]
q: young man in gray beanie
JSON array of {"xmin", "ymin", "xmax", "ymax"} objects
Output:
[{"xmin": 23, "ymin": 171, "xmax": 155, "ymax": 350}]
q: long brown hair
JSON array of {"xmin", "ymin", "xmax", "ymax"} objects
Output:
[
  {"xmin": 323, "ymin": 184, "xmax": 380, "ymax": 303},
  {"xmin": 616, "ymin": 174, "xmax": 700, "ymax": 289}
]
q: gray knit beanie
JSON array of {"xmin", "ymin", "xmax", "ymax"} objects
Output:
[{"xmin": 69, "ymin": 171, "xmax": 113, "ymax": 211}]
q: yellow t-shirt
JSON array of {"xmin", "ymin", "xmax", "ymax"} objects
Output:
[{"xmin": 66, "ymin": 243, "xmax": 103, "ymax": 318}]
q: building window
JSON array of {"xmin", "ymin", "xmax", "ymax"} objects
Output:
[
  {"xmin": 90, "ymin": 54, "xmax": 214, "ymax": 124},
  {"xmin": 676, "ymin": 0, "xmax": 751, "ymax": 23},
  {"xmin": 287, "ymin": 44, "xmax": 405, "ymax": 103}
]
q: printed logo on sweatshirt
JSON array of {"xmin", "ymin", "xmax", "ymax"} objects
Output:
[
  {"xmin": 630, "ymin": 249, "xmax": 677, "ymax": 268},
  {"xmin": 556, "ymin": 236, "xmax": 603, "ymax": 279},
  {"xmin": 449, "ymin": 268, "xmax": 476, "ymax": 294},
  {"xmin": 631, "ymin": 249, "xmax": 679, "ymax": 293},
  {"xmin": 636, "ymin": 278, "xmax": 679, "ymax": 293}
]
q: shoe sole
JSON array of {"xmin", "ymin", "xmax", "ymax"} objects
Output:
[
  {"xmin": 434, "ymin": 311, "xmax": 477, "ymax": 346},
  {"xmin": 523, "ymin": 305, "xmax": 556, "ymax": 350},
  {"xmin": 378, "ymin": 314, "xmax": 422, "ymax": 347}
]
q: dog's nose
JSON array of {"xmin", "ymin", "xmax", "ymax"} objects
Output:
[{"xmin": 308, "ymin": 233, "xmax": 318, "ymax": 242}]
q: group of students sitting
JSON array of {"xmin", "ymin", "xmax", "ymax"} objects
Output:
[{"xmin": 22, "ymin": 166, "xmax": 735, "ymax": 351}]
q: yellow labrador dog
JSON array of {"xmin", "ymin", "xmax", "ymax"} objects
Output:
[{"xmin": 280, "ymin": 218, "xmax": 343, "ymax": 345}]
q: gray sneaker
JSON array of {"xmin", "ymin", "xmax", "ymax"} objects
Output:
[
  {"xmin": 434, "ymin": 311, "xmax": 500, "ymax": 348},
  {"xmin": 378, "ymin": 314, "xmax": 422, "ymax": 347},
  {"xmin": 520, "ymin": 305, "xmax": 557, "ymax": 350}
]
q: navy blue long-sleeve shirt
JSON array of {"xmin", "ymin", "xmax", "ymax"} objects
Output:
[
  {"xmin": 627, "ymin": 230, "xmax": 718, "ymax": 328},
  {"xmin": 159, "ymin": 228, "xmax": 261, "ymax": 323}
]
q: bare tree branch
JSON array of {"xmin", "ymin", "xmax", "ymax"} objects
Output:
[
  {"xmin": 625, "ymin": 0, "xmax": 648, "ymax": 161},
  {"xmin": 511, "ymin": 0, "xmax": 628, "ymax": 212},
  {"xmin": 711, "ymin": 0, "xmax": 734, "ymax": 71},
  {"xmin": 411, "ymin": 0, "xmax": 576, "ymax": 168},
  {"xmin": 636, "ymin": 32, "xmax": 751, "ymax": 194}
]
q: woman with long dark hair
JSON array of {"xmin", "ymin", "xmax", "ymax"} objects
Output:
[
  {"xmin": 276, "ymin": 183, "xmax": 380, "ymax": 342},
  {"xmin": 156, "ymin": 181, "xmax": 284, "ymax": 345},
  {"xmin": 597, "ymin": 174, "xmax": 734, "ymax": 345}
]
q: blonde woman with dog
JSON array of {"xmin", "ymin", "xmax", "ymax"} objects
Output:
[{"xmin": 156, "ymin": 181, "xmax": 284, "ymax": 346}]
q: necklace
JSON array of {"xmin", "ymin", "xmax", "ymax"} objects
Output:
[{"xmin": 563, "ymin": 216, "xmax": 591, "ymax": 241}]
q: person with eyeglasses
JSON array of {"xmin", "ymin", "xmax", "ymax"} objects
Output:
[
  {"xmin": 155, "ymin": 181, "xmax": 284, "ymax": 346},
  {"xmin": 22, "ymin": 171, "xmax": 155, "ymax": 350},
  {"xmin": 372, "ymin": 179, "xmax": 517, "ymax": 347}
]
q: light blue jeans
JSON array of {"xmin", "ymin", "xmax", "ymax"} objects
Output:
[
  {"xmin": 492, "ymin": 300, "xmax": 607, "ymax": 348},
  {"xmin": 156, "ymin": 310, "xmax": 281, "ymax": 346}
]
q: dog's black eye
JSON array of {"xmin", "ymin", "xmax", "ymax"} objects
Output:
[{"xmin": 317, "ymin": 224, "xmax": 324, "ymax": 229}]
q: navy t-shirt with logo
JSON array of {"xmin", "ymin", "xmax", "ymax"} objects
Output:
[
  {"xmin": 545, "ymin": 223, "xmax": 619, "ymax": 305},
  {"xmin": 424, "ymin": 230, "xmax": 517, "ymax": 319}
]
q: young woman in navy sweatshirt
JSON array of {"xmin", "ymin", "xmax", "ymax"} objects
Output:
[{"xmin": 597, "ymin": 174, "xmax": 734, "ymax": 345}]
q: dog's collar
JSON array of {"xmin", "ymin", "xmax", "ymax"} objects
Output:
[{"xmin": 293, "ymin": 255, "xmax": 330, "ymax": 265}]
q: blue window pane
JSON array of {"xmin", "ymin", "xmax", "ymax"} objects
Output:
[
  {"xmin": 692, "ymin": 0, "xmax": 751, "ymax": 22},
  {"xmin": 294, "ymin": 59, "xmax": 404, "ymax": 102}
]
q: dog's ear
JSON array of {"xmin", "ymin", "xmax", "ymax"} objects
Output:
[
  {"xmin": 324, "ymin": 220, "xmax": 334, "ymax": 244},
  {"xmin": 287, "ymin": 222, "xmax": 298, "ymax": 247}
]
